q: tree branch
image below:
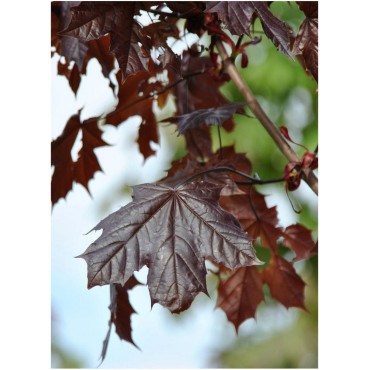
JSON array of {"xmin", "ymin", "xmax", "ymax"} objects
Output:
[{"xmin": 215, "ymin": 40, "xmax": 318, "ymax": 195}]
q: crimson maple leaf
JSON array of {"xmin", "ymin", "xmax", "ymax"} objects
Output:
[
  {"xmin": 205, "ymin": 1, "xmax": 293, "ymax": 58},
  {"xmin": 60, "ymin": 1, "xmax": 151, "ymax": 81},
  {"xmin": 217, "ymin": 265, "xmax": 264, "ymax": 332},
  {"xmin": 100, "ymin": 276, "xmax": 142, "ymax": 363},
  {"xmin": 51, "ymin": 111, "xmax": 108, "ymax": 205},
  {"xmin": 79, "ymin": 180, "xmax": 262, "ymax": 313},
  {"xmin": 220, "ymin": 189, "xmax": 283, "ymax": 254},
  {"xmin": 261, "ymin": 255, "xmax": 307, "ymax": 311},
  {"xmin": 104, "ymin": 70, "xmax": 158, "ymax": 159},
  {"xmin": 282, "ymin": 223, "xmax": 317, "ymax": 261},
  {"xmin": 292, "ymin": 1, "xmax": 318, "ymax": 82}
]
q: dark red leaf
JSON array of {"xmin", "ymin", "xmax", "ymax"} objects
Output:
[
  {"xmin": 292, "ymin": 2, "xmax": 318, "ymax": 82},
  {"xmin": 57, "ymin": 59, "xmax": 81, "ymax": 95},
  {"xmin": 51, "ymin": 111, "xmax": 108, "ymax": 205},
  {"xmin": 60, "ymin": 1, "xmax": 151, "ymax": 81},
  {"xmin": 51, "ymin": 2, "xmax": 88, "ymax": 70},
  {"xmin": 205, "ymin": 1, "xmax": 293, "ymax": 58},
  {"xmin": 217, "ymin": 266, "xmax": 264, "ymax": 332},
  {"xmin": 282, "ymin": 224, "xmax": 317, "ymax": 261},
  {"xmin": 162, "ymin": 103, "xmax": 246, "ymax": 135},
  {"xmin": 297, "ymin": 1, "xmax": 318, "ymax": 18},
  {"xmin": 220, "ymin": 189, "xmax": 283, "ymax": 253},
  {"xmin": 205, "ymin": 2, "xmax": 256, "ymax": 37},
  {"xmin": 252, "ymin": 2, "xmax": 293, "ymax": 58},
  {"xmin": 100, "ymin": 276, "xmax": 142, "ymax": 363},
  {"xmin": 170, "ymin": 48, "xmax": 236, "ymax": 159},
  {"xmin": 81, "ymin": 35, "xmax": 116, "ymax": 91},
  {"xmin": 261, "ymin": 255, "xmax": 307, "ymax": 311},
  {"xmin": 78, "ymin": 180, "xmax": 262, "ymax": 313},
  {"xmin": 142, "ymin": 19, "xmax": 180, "ymax": 49},
  {"xmin": 74, "ymin": 117, "xmax": 108, "ymax": 191},
  {"xmin": 105, "ymin": 70, "xmax": 158, "ymax": 159},
  {"xmin": 161, "ymin": 146, "xmax": 252, "ymax": 196},
  {"xmin": 51, "ymin": 113, "xmax": 81, "ymax": 205}
]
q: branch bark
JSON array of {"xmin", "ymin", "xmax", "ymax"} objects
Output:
[{"xmin": 215, "ymin": 40, "xmax": 318, "ymax": 195}]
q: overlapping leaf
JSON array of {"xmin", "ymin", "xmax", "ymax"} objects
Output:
[
  {"xmin": 282, "ymin": 223, "xmax": 317, "ymax": 261},
  {"xmin": 100, "ymin": 276, "xmax": 142, "ymax": 363},
  {"xmin": 217, "ymin": 266, "xmax": 264, "ymax": 332},
  {"xmin": 79, "ymin": 180, "xmax": 262, "ymax": 313},
  {"xmin": 205, "ymin": 1, "xmax": 293, "ymax": 58},
  {"xmin": 293, "ymin": 1, "xmax": 318, "ymax": 82},
  {"xmin": 220, "ymin": 189, "xmax": 283, "ymax": 253},
  {"xmin": 51, "ymin": 111, "xmax": 108, "ymax": 205},
  {"xmin": 60, "ymin": 1, "xmax": 151, "ymax": 81},
  {"xmin": 161, "ymin": 146, "xmax": 252, "ymax": 195},
  {"xmin": 105, "ymin": 70, "xmax": 158, "ymax": 159},
  {"xmin": 170, "ymin": 47, "xmax": 236, "ymax": 159},
  {"xmin": 261, "ymin": 255, "xmax": 307, "ymax": 311},
  {"xmin": 163, "ymin": 103, "xmax": 246, "ymax": 135},
  {"xmin": 51, "ymin": 3, "xmax": 116, "ymax": 93}
]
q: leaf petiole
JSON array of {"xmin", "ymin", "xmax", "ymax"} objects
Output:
[{"xmin": 174, "ymin": 166, "xmax": 285, "ymax": 189}]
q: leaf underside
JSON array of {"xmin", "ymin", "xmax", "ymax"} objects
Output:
[{"xmin": 163, "ymin": 102, "xmax": 246, "ymax": 135}]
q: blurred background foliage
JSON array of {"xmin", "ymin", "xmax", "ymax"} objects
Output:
[{"xmin": 165, "ymin": 2, "xmax": 318, "ymax": 368}]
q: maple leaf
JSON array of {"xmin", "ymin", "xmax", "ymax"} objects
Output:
[
  {"xmin": 282, "ymin": 223, "xmax": 317, "ymax": 261},
  {"xmin": 51, "ymin": 111, "xmax": 108, "ymax": 205},
  {"xmin": 60, "ymin": 1, "xmax": 151, "ymax": 81},
  {"xmin": 205, "ymin": 1, "xmax": 293, "ymax": 58},
  {"xmin": 161, "ymin": 146, "xmax": 252, "ymax": 196},
  {"xmin": 57, "ymin": 59, "xmax": 81, "ymax": 95},
  {"xmin": 52, "ymin": 1, "xmax": 89, "ymax": 71},
  {"xmin": 170, "ymin": 47, "xmax": 236, "ymax": 159},
  {"xmin": 80, "ymin": 35, "xmax": 116, "ymax": 92},
  {"xmin": 100, "ymin": 276, "xmax": 142, "ymax": 363},
  {"xmin": 293, "ymin": 1, "xmax": 318, "ymax": 82},
  {"xmin": 217, "ymin": 266, "xmax": 264, "ymax": 332},
  {"xmin": 78, "ymin": 180, "xmax": 262, "ymax": 313},
  {"xmin": 162, "ymin": 103, "xmax": 246, "ymax": 135},
  {"xmin": 52, "ymin": 4, "xmax": 116, "ymax": 93},
  {"xmin": 104, "ymin": 70, "xmax": 158, "ymax": 159},
  {"xmin": 220, "ymin": 189, "xmax": 283, "ymax": 254},
  {"xmin": 261, "ymin": 255, "xmax": 307, "ymax": 311}
]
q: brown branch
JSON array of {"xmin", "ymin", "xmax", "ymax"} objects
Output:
[{"xmin": 215, "ymin": 40, "xmax": 318, "ymax": 195}]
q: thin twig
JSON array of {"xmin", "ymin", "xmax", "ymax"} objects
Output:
[
  {"xmin": 217, "ymin": 125, "xmax": 223, "ymax": 159},
  {"xmin": 173, "ymin": 166, "xmax": 285, "ymax": 189},
  {"xmin": 247, "ymin": 186, "xmax": 260, "ymax": 221},
  {"xmin": 215, "ymin": 40, "xmax": 318, "ymax": 195}
]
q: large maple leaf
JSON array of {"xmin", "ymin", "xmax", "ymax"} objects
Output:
[
  {"xmin": 79, "ymin": 180, "xmax": 262, "ymax": 313},
  {"xmin": 60, "ymin": 1, "xmax": 151, "ymax": 81},
  {"xmin": 217, "ymin": 265, "xmax": 264, "ymax": 332},
  {"xmin": 205, "ymin": 1, "xmax": 293, "ymax": 58},
  {"xmin": 292, "ymin": 1, "xmax": 318, "ymax": 82},
  {"xmin": 51, "ymin": 111, "xmax": 108, "ymax": 205}
]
